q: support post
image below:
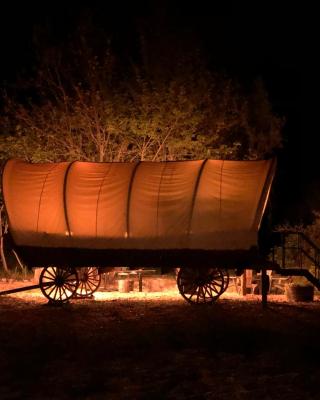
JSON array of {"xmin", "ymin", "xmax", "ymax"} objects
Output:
[
  {"xmin": 138, "ymin": 272, "xmax": 143, "ymax": 292},
  {"xmin": 261, "ymin": 268, "xmax": 268, "ymax": 308},
  {"xmin": 246, "ymin": 269, "xmax": 253, "ymax": 293},
  {"xmin": 0, "ymin": 205, "xmax": 9, "ymax": 273},
  {"xmin": 240, "ymin": 270, "xmax": 247, "ymax": 296}
]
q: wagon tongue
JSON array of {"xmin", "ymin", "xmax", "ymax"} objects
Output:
[{"xmin": 0, "ymin": 282, "xmax": 54, "ymax": 296}]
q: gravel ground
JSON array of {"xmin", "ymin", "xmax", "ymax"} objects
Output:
[{"xmin": 1, "ymin": 281, "xmax": 320, "ymax": 400}]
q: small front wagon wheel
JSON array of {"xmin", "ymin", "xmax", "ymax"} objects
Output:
[
  {"xmin": 177, "ymin": 267, "xmax": 225, "ymax": 304},
  {"xmin": 39, "ymin": 266, "xmax": 79, "ymax": 304}
]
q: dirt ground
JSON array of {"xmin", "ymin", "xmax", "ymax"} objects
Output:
[{"xmin": 1, "ymin": 280, "xmax": 320, "ymax": 400}]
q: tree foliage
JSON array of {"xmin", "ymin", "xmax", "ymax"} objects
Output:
[{"xmin": 0, "ymin": 29, "xmax": 283, "ymax": 163}]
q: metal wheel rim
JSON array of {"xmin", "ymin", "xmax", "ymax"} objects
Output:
[
  {"xmin": 39, "ymin": 266, "xmax": 79, "ymax": 303},
  {"xmin": 75, "ymin": 267, "xmax": 101, "ymax": 298},
  {"xmin": 177, "ymin": 267, "xmax": 225, "ymax": 304}
]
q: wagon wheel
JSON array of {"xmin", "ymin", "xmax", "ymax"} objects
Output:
[
  {"xmin": 74, "ymin": 267, "xmax": 101, "ymax": 298},
  {"xmin": 177, "ymin": 267, "xmax": 226, "ymax": 304},
  {"xmin": 39, "ymin": 266, "xmax": 79, "ymax": 304},
  {"xmin": 220, "ymin": 268, "xmax": 230, "ymax": 294}
]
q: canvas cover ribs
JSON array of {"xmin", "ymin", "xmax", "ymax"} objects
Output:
[
  {"xmin": 62, "ymin": 161, "xmax": 75, "ymax": 237},
  {"xmin": 187, "ymin": 159, "xmax": 208, "ymax": 235},
  {"xmin": 2, "ymin": 159, "xmax": 276, "ymax": 251}
]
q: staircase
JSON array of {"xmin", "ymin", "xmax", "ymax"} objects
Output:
[{"xmin": 271, "ymin": 230, "xmax": 320, "ymax": 290}]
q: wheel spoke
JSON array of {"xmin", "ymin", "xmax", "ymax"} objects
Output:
[
  {"xmin": 61, "ymin": 285, "xmax": 68, "ymax": 299},
  {"xmin": 204, "ymin": 291, "xmax": 210, "ymax": 301},
  {"xmin": 79, "ymin": 282, "xmax": 87, "ymax": 295},
  {"xmin": 43, "ymin": 270, "xmax": 56, "ymax": 281},
  {"xmin": 52, "ymin": 286, "xmax": 59, "ymax": 300},
  {"xmin": 85, "ymin": 280, "xmax": 94, "ymax": 292},
  {"xmin": 204, "ymin": 285, "xmax": 212, "ymax": 298},
  {"xmin": 210, "ymin": 282, "xmax": 219, "ymax": 293},
  {"xmin": 212, "ymin": 279, "xmax": 223, "ymax": 287},
  {"xmin": 196, "ymin": 288, "xmax": 201, "ymax": 303},
  {"xmin": 199, "ymin": 286, "xmax": 206, "ymax": 302},
  {"xmin": 47, "ymin": 284, "xmax": 57, "ymax": 297},
  {"xmin": 56, "ymin": 268, "xmax": 64, "ymax": 279},
  {"xmin": 209, "ymin": 283, "xmax": 219, "ymax": 294},
  {"xmin": 44, "ymin": 268, "xmax": 57, "ymax": 279},
  {"xmin": 87, "ymin": 276, "xmax": 98, "ymax": 285},
  {"xmin": 78, "ymin": 282, "xmax": 84, "ymax": 294},
  {"xmin": 208, "ymin": 284, "xmax": 219, "ymax": 297}
]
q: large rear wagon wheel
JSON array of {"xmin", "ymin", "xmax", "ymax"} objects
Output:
[
  {"xmin": 74, "ymin": 267, "xmax": 101, "ymax": 298},
  {"xmin": 39, "ymin": 266, "xmax": 79, "ymax": 304},
  {"xmin": 177, "ymin": 267, "xmax": 226, "ymax": 304}
]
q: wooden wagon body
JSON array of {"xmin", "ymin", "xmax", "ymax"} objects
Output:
[{"xmin": 1, "ymin": 158, "xmax": 276, "ymax": 303}]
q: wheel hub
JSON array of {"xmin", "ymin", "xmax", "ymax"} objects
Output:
[
  {"xmin": 55, "ymin": 276, "xmax": 65, "ymax": 287},
  {"xmin": 80, "ymin": 272, "xmax": 89, "ymax": 283}
]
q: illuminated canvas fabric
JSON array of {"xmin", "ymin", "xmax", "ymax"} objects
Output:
[{"xmin": 2, "ymin": 159, "xmax": 275, "ymax": 250}]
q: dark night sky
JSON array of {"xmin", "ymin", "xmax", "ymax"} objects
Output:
[{"xmin": 0, "ymin": 1, "xmax": 313, "ymax": 224}]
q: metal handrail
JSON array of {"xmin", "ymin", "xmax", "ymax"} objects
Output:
[{"xmin": 274, "ymin": 230, "xmax": 320, "ymax": 272}]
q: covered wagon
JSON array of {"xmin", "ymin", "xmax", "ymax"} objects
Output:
[{"xmin": 1, "ymin": 158, "xmax": 276, "ymax": 304}]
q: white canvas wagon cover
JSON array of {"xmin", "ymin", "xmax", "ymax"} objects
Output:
[{"xmin": 2, "ymin": 159, "xmax": 276, "ymax": 251}]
